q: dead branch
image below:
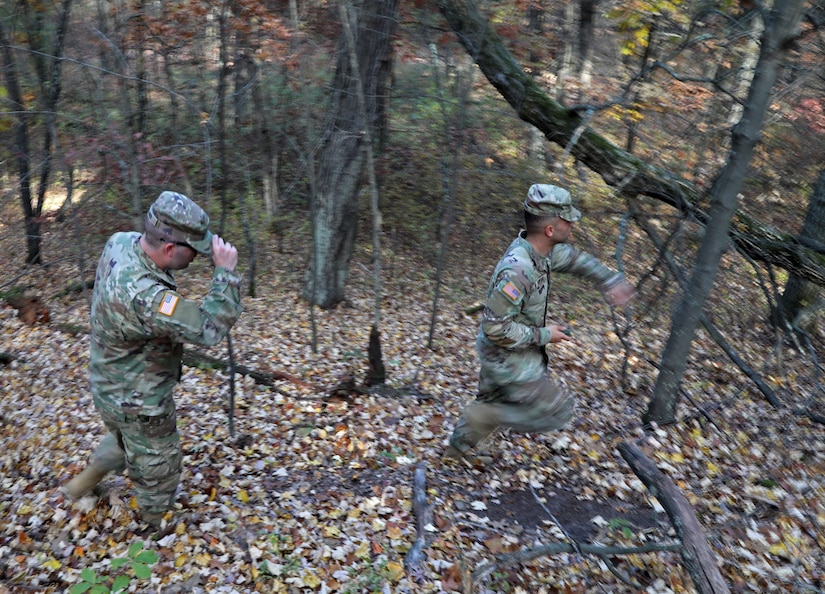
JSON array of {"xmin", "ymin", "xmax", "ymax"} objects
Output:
[
  {"xmin": 404, "ymin": 462, "xmax": 431, "ymax": 572},
  {"xmin": 50, "ymin": 278, "xmax": 94, "ymax": 299},
  {"xmin": 618, "ymin": 440, "xmax": 730, "ymax": 594},
  {"xmin": 471, "ymin": 541, "xmax": 681, "ymax": 584},
  {"xmin": 698, "ymin": 315, "xmax": 782, "ymax": 407},
  {"xmin": 182, "ymin": 350, "xmax": 315, "ymax": 390},
  {"xmin": 632, "ymin": 204, "xmax": 781, "ymax": 408}
]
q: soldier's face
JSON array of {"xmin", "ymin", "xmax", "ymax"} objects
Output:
[
  {"xmin": 550, "ymin": 219, "xmax": 574, "ymax": 243},
  {"xmin": 168, "ymin": 243, "xmax": 198, "ymax": 270}
]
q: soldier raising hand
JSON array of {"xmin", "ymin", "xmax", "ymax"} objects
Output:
[{"xmin": 63, "ymin": 191, "xmax": 243, "ymax": 529}]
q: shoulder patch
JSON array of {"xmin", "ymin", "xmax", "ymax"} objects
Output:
[
  {"xmin": 499, "ymin": 281, "xmax": 522, "ymax": 304},
  {"xmin": 158, "ymin": 292, "xmax": 180, "ymax": 316}
]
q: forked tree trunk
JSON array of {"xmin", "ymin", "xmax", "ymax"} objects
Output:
[
  {"xmin": 0, "ymin": 0, "xmax": 72, "ymax": 265},
  {"xmin": 0, "ymin": 21, "xmax": 38, "ymax": 264},
  {"xmin": 304, "ymin": 0, "xmax": 398, "ymax": 308}
]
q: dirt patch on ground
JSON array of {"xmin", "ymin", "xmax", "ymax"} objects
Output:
[{"xmin": 484, "ymin": 486, "xmax": 665, "ymax": 541}]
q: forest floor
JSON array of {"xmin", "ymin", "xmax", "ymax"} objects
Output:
[{"xmin": 1, "ymin": 206, "xmax": 824, "ymax": 594}]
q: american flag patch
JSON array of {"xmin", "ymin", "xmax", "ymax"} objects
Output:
[
  {"xmin": 500, "ymin": 281, "xmax": 521, "ymax": 303},
  {"xmin": 158, "ymin": 292, "xmax": 179, "ymax": 316}
]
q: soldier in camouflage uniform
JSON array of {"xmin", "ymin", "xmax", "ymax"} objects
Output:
[
  {"xmin": 444, "ymin": 184, "xmax": 635, "ymax": 463},
  {"xmin": 63, "ymin": 191, "xmax": 243, "ymax": 528}
]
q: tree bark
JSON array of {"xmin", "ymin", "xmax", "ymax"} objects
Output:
[
  {"xmin": 217, "ymin": 0, "xmax": 231, "ymax": 233},
  {"xmin": 434, "ymin": 0, "xmax": 825, "ymax": 287},
  {"xmin": 647, "ymin": 2, "xmax": 806, "ymax": 424},
  {"xmin": 304, "ymin": 0, "xmax": 398, "ymax": 308},
  {"xmin": 577, "ymin": 0, "xmax": 597, "ymax": 86},
  {"xmin": 779, "ymin": 169, "xmax": 825, "ymax": 325}
]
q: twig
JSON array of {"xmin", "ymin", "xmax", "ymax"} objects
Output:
[
  {"xmin": 50, "ymin": 278, "xmax": 94, "ymax": 299},
  {"xmin": 528, "ymin": 480, "xmax": 644, "ymax": 590}
]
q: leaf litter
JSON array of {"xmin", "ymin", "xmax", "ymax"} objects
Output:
[{"xmin": 1, "ymin": 229, "xmax": 824, "ymax": 593}]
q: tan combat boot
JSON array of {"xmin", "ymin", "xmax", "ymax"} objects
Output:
[
  {"xmin": 442, "ymin": 445, "xmax": 494, "ymax": 466},
  {"xmin": 140, "ymin": 510, "xmax": 166, "ymax": 529},
  {"xmin": 63, "ymin": 462, "xmax": 110, "ymax": 499},
  {"xmin": 63, "ymin": 433, "xmax": 126, "ymax": 500}
]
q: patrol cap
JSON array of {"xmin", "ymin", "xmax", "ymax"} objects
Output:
[
  {"xmin": 145, "ymin": 191, "xmax": 213, "ymax": 255},
  {"xmin": 524, "ymin": 184, "xmax": 582, "ymax": 222}
]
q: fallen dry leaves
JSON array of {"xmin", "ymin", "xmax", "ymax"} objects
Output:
[{"xmin": 1, "ymin": 223, "xmax": 824, "ymax": 594}]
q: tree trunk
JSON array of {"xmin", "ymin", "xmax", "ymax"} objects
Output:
[
  {"xmin": 217, "ymin": 1, "xmax": 231, "ymax": 233},
  {"xmin": 304, "ymin": 0, "xmax": 398, "ymax": 309},
  {"xmin": 577, "ymin": 0, "xmax": 596, "ymax": 87},
  {"xmin": 646, "ymin": 2, "xmax": 806, "ymax": 424},
  {"xmin": 779, "ymin": 170, "xmax": 825, "ymax": 324},
  {"xmin": 726, "ymin": 10, "xmax": 763, "ymax": 128},
  {"xmin": 435, "ymin": 0, "xmax": 825, "ymax": 288},
  {"xmin": 0, "ymin": 20, "xmax": 39, "ymax": 264},
  {"xmin": 527, "ymin": 0, "xmax": 543, "ymax": 34},
  {"xmin": 554, "ymin": 1, "xmax": 575, "ymax": 102},
  {"xmin": 3, "ymin": 0, "xmax": 72, "ymax": 265},
  {"xmin": 35, "ymin": 0, "xmax": 74, "ymax": 239}
]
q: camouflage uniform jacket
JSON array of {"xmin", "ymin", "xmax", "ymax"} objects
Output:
[
  {"xmin": 89, "ymin": 232, "xmax": 243, "ymax": 416},
  {"xmin": 477, "ymin": 232, "xmax": 622, "ymax": 392}
]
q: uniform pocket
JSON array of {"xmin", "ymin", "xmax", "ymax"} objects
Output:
[{"xmin": 137, "ymin": 411, "xmax": 177, "ymax": 438}]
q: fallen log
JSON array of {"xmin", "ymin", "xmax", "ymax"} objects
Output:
[{"xmin": 617, "ymin": 440, "xmax": 730, "ymax": 594}]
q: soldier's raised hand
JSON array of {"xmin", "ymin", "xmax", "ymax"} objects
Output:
[
  {"xmin": 605, "ymin": 280, "xmax": 635, "ymax": 307},
  {"xmin": 211, "ymin": 236, "xmax": 238, "ymax": 272}
]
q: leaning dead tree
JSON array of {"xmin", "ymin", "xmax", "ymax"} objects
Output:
[
  {"xmin": 618, "ymin": 441, "xmax": 730, "ymax": 594},
  {"xmin": 435, "ymin": 0, "xmax": 825, "ymax": 288}
]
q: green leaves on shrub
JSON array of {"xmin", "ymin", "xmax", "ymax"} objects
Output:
[{"xmin": 70, "ymin": 541, "xmax": 159, "ymax": 594}]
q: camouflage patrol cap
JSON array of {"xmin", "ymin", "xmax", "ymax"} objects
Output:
[
  {"xmin": 524, "ymin": 184, "xmax": 582, "ymax": 222},
  {"xmin": 145, "ymin": 191, "xmax": 213, "ymax": 255}
]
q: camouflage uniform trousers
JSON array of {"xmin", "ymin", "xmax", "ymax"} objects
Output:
[
  {"xmin": 448, "ymin": 372, "xmax": 574, "ymax": 454},
  {"xmin": 90, "ymin": 396, "xmax": 182, "ymax": 515}
]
